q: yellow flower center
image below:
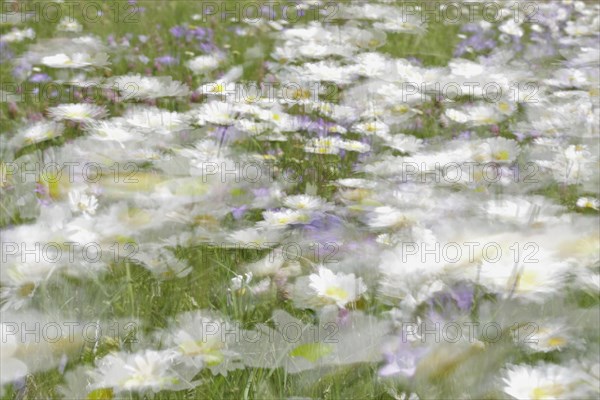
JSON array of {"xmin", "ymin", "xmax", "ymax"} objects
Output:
[
  {"xmin": 531, "ymin": 384, "xmax": 565, "ymax": 399},
  {"xmin": 494, "ymin": 150, "xmax": 510, "ymax": 161},
  {"xmin": 546, "ymin": 336, "xmax": 566, "ymax": 347},
  {"xmin": 325, "ymin": 286, "xmax": 348, "ymax": 300},
  {"xmin": 18, "ymin": 282, "xmax": 36, "ymax": 297}
]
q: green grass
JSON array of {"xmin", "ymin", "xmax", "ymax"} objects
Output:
[{"xmin": 1, "ymin": 1, "xmax": 595, "ymax": 399}]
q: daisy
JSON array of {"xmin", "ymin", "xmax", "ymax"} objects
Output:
[
  {"xmin": 196, "ymin": 101, "xmax": 238, "ymax": 126},
  {"xmin": 68, "ymin": 189, "xmax": 98, "ymax": 217},
  {"xmin": 0, "ymin": 27, "xmax": 35, "ymax": 43},
  {"xmin": 290, "ymin": 60, "xmax": 359, "ymax": 85},
  {"xmin": 307, "ymin": 266, "xmax": 367, "ymax": 308},
  {"xmin": 197, "ymin": 66, "xmax": 243, "ymax": 99},
  {"xmin": 337, "ymin": 139, "xmax": 371, "ymax": 153},
  {"xmin": 47, "ymin": 103, "xmax": 107, "ymax": 123},
  {"xmin": 186, "ymin": 54, "xmax": 221, "ymax": 74},
  {"xmin": 258, "ymin": 209, "xmax": 311, "ymax": 228},
  {"xmin": 84, "ymin": 120, "xmax": 141, "ymax": 147},
  {"xmin": 304, "ymin": 137, "xmax": 341, "ymax": 155},
  {"xmin": 383, "ymin": 134, "xmax": 424, "ymax": 154},
  {"xmin": 56, "ymin": 17, "xmax": 82, "ymax": 32},
  {"xmin": 41, "ymin": 52, "xmax": 109, "ymax": 69},
  {"xmin": 282, "ymin": 194, "xmax": 327, "ymax": 211},
  {"xmin": 576, "ymin": 197, "xmax": 599, "ymax": 210},
  {"xmin": 472, "ymin": 137, "xmax": 520, "ymax": 164},
  {"xmin": 89, "ymin": 350, "xmax": 184, "ymax": 394},
  {"xmin": 123, "ymin": 106, "xmax": 189, "ymax": 134},
  {"xmin": 478, "ymin": 253, "xmax": 570, "ymax": 303},
  {"xmin": 9, "ymin": 120, "xmax": 64, "ymax": 148},
  {"xmin": 517, "ymin": 321, "xmax": 576, "ymax": 353},
  {"xmin": 110, "ymin": 75, "xmax": 189, "ymax": 99},
  {"xmin": 366, "ymin": 206, "xmax": 411, "ymax": 229},
  {"xmin": 158, "ymin": 311, "xmax": 244, "ymax": 375},
  {"xmin": 0, "ymin": 323, "xmax": 28, "ymax": 387},
  {"xmin": 1, "ymin": 262, "xmax": 55, "ymax": 310},
  {"xmin": 502, "ymin": 363, "xmax": 591, "ymax": 400},
  {"xmin": 445, "ymin": 104, "xmax": 506, "ymax": 126},
  {"xmin": 227, "ymin": 227, "xmax": 285, "ymax": 248},
  {"xmin": 352, "ymin": 120, "xmax": 390, "ymax": 138}
]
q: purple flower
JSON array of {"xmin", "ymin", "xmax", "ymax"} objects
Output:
[
  {"xmin": 29, "ymin": 73, "xmax": 51, "ymax": 83},
  {"xmin": 231, "ymin": 205, "xmax": 248, "ymax": 220},
  {"xmin": 379, "ymin": 329, "xmax": 428, "ymax": 378},
  {"xmin": 154, "ymin": 55, "xmax": 177, "ymax": 67},
  {"xmin": 449, "ymin": 285, "xmax": 474, "ymax": 311},
  {"xmin": 170, "ymin": 25, "xmax": 186, "ymax": 38}
]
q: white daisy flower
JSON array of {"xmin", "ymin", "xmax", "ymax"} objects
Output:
[
  {"xmin": 337, "ymin": 139, "xmax": 371, "ymax": 153},
  {"xmin": 186, "ymin": 54, "xmax": 221, "ymax": 74},
  {"xmin": 9, "ymin": 120, "xmax": 64, "ymax": 148},
  {"xmin": 196, "ymin": 101, "xmax": 238, "ymax": 126},
  {"xmin": 47, "ymin": 103, "xmax": 107, "ymax": 122},
  {"xmin": 68, "ymin": 189, "xmax": 98, "ymax": 217},
  {"xmin": 258, "ymin": 209, "xmax": 311, "ymax": 228},
  {"xmin": 366, "ymin": 206, "xmax": 411, "ymax": 229},
  {"xmin": 353, "ymin": 120, "xmax": 390, "ymax": 138},
  {"xmin": 0, "ymin": 323, "xmax": 28, "ymax": 387},
  {"xmin": 282, "ymin": 194, "xmax": 327, "ymax": 210},
  {"xmin": 158, "ymin": 311, "xmax": 244, "ymax": 375},
  {"xmin": 383, "ymin": 134, "xmax": 424, "ymax": 154},
  {"xmin": 84, "ymin": 120, "xmax": 141, "ymax": 147},
  {"xmin": 0, "ymin": 27, "xmax": 35, "ymax": 43},
  {"xmin": 89, "ymin": 350, "xmax": 184, "ymax": 394},
  {"xmin": 502, "ymin": 363, "xmax": 593, "ymax": 400},
  {"xmin": 41, "ymin": 52, "xmax": 109, "ymax": 69},
  {"xmin": 478, "ymin": 254, "xmax": 570, "ymax": 302},
  {"xmin": 304, "ymin": 137, "xmax": 341, "ymax": 155},
  {"xmin": 472, "ymin": 137, "xmax": 520, "ymax": 163},
  {"xmin": 576, "ymin": 197, "xmax": 599, "ymax": 210},
  {"xmin": 56, "ymin": 17, "xmax": 82, "ymax": 32},
  {"xmin": 1, "ymin": 262, "xmax": 55, "ymax": 310},
  {"xmin": 307, "ymin": 266, "xmax": 367, "ymax": 308},
  {"xmin": 111, "ymin": 74, "xmax": 189, "ymax": 99},
  {"xmin": 123, "ymin": 106, "xmax": 189, "ymax": 134}
]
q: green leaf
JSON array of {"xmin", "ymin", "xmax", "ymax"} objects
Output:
[{"xmin": 289, "ymin": 342, "xmax": 333, "ymax": 363}]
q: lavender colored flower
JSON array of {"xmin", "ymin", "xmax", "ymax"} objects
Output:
[
  {"xmin": 380, "ymin": 329, "xmax": 429, "ymax": 378},
  {"xmin": 231, "ymin": 205, "xmax": 248, "ymax": 220},
  {"xmin": 170, "ymin": 25, "xmax": 186, "ymax": 38},
  {"xmin": 155, "ymin": 55, "xmax": 177, "ymax": 67},
  {"xmin": 29, "ymin": 73, "xmax": 51, "ymax": 83}
]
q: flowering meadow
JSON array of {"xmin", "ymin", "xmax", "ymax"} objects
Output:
[{"xmin": 1, "ymin": 0, "xmax": 599, "ymax": 398}]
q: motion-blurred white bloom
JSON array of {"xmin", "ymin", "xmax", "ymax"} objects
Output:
[
  {"xmin": 41, "ymin": 53, "xmax": 109, "ymax": 68},
  {"xmin": 367, "ymin": 206, "xmax": 411, "ymax": 229},
  {"xmin": 47, "ymin": 103, "xmax": 107, "ymax": 122},
  {"xmin": 499, "ymin": 19, "xmax": 524, "ymax": 37},
  {"xmin": 56, "ymin": 17, "xmax": 82, "ymax": 32},
  {"xmin": 576, "ymin": 197, "xmax": 599, "ymax": 210},
  {"xmin": 186, "ymin": 55, "xmax": 221, "ymax": 74},
  {"xmin": 90, "ymin": 350, "xmax": 183, "ymax": 394},
  {"xmin": 258, "ymin": 209, "xmax": 310, "ymax": 228},
  {"xmin": 111, "ymin": 75, "xmax": 189, "ymax": 99},
  {"xmin": 304, "ymin": 137, "xmax": 341, "ymax": 154},
  {"xmin": 68, "ymin": 189, "xmax": 98, "ymax": 217},
  {"xmin": 283, "ymin": 194, "xmax": 327, "ymax": 210},
  {"xmin": 9, "ymin": 120, "xmax": 64, "ymax": 148},
  {"xmin": 0, "ymin": 27, "xmax": 35, "ymax": 43},
  {"xmin": 502, "ymin": 363, "xmax": 592, "ymax": 399},
  {"xmin": 308, "ymin": 266, "xmax": 367, "ymax": 308},
  {"xmin": 0, "ymin": 323, "xmax": 29, "ymax": 386},
  {"xmin": 337, "ymin": 139, "xmax": 371, "ymax": 153}
]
